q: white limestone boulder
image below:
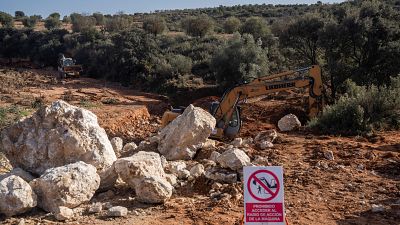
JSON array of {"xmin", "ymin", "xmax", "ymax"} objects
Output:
[{"xmin": 157, "ymin": 105, "xmax": 216, "ymax": 160}]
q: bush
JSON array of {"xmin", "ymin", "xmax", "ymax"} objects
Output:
[
  {"xmin": 45, "ymin": 15, "xmax": 61, "ymax": 30},
  {"xmin": 211, "ymin": 33, "xmax": 269, "ymax": 88},
  {"xmin": 168, "ymin": 54, "xmax": 192, "ymax": 75},
  {"xmin": 71, "ymin": 14, "xmax": 96, "ymax": 32},
  {"xmin": 240, "ymin": 17, "xmax": 270, "ymax": 41},
  {"xmin": 224, "ymin": 17, "xmax": 241, "ymax": 33},
  {"xmin": 182, "ymin": 14, "xmax": 214, "ymax": 37},
  {"xmin": 308, "ymin": 78, "xmax": 400, "ymax": 135},
  {"xmin": 0, "ymin": 12, "xmax": 13, "ymax": 27},
  {"xmin": 143, "ymin": 16, "xmax": 167, "ymax": 36},
  {"xmin": 22, "ymin": 15, "xmax": 41, "ymax": 28},
  {"xmin": 105, "ymin": 16, "xmax": 134, "ymax": 32}
]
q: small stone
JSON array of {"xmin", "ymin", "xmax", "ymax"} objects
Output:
[
  {"xmin": 259, "ymin": 141, "xmax": 273, "ymax": 150},
  {"xmin": 253, "ymin": 156, "xmax": 269, "ymax": 166},
  {"xmin": 17, "ymin": 219, "xmax": 25, "ymax": 225},
  {"xmin": 54, "ymin": 206, "xmax": 74, "ymax": 221},
  {"xmin": 278, "ymin": 114, "xmax": 301, "ymax": 131},
  {"xmin": 189, "ymin": 164, "xmax": 205, "ymax": 178},
  {"xmin": 88, "ymin": 202, "xmax": 103, "ymax": 214},
  {"xmin": 209, "ymin": 151, "xmax": 221, "ymax": 162},
  {"xmin": 178, "ymin": 169, "xmax": 191, "ymax": 180},
  {"xmin": 254, "ymin": 130, "xmax": 278, "ymax": 143},
  {"xmin": 357, "ymin": 164, "xmax": 365, "ymax": 170},
  {"xmin": 103, "ymin": 202, "xmax": 113, "ymax": 210},
  {"xmin": 324, "ymin": 151, "xmax": 335, "ymax": 160},
  {"xmin": 217, "ymin": 148, "xmax": 251, "ymax": 171},
  {"xmin": 371, "ymin": 204, "xmax": 385, "ymax": 213},
  {"xmin": 231, "ymin": 138, "xmax": 243, "ymax": 147},
  {"xmin": 107, "ymin": 206, "xmax": 128, "ymax": 217},
  {"xmin": 122, "ymin": 142, "xmax": 138, "ymax": 154},
  {"xmin": 205, "ymin": 167, "xmax": 238, "ymax": 184},
  {"xmin": 212, "ymin": 182, "xmax": 222, "ymax": 190},
  {"xmin": 165, "ymin": 174, "xmax": 177, "ymax": 186},
  {"xmin": 202, "ymin": 139, "xmax": 216, "ymax": 149},
  {"xmin": 168, "ymin": 161, "xmax": 187, "ymax": 175},
  {"xmin": 72, "ymin": 207, "xmax": 85, "ymax": 216}
]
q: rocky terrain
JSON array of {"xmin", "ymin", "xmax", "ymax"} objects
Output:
[{"xmin": 0, "ymin": 67, "xmax": 399, "ymax": 225}]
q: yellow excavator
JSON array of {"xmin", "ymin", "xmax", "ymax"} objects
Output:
[{"xmin": 161, "ymin": 65, "xmax": 324, "ymax": 140}]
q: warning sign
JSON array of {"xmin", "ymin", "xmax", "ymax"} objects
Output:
[{"xmin": 244, "ymin": 166, "xmax": 285, "ymax": 225}]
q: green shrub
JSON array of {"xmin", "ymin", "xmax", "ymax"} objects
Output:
[
  {"xmin": 168, "ymin": 54, "xmax": 192, "ymax": 75},
  {"xmin": 224, "ymin": 17, "xmax": 241, "ymax": 33},
  {"xmin": 211, "ymin": 33, "xmax": 269, "ymax": 89},
  {"xmin": 182, "ymin": 14, "xmax": 214, "ymax": 37},
  {"xmin": 143, "ymin": 16, "xmax": 167, "ymax": 36},
  {"xmin": 309, "ymin": 77, "xmax": 400, "ymax": 135}
]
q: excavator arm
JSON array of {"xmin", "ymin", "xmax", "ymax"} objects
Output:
[{"xmin": 211, "ymin": 65, "xmax": 323, "ymax": 139}]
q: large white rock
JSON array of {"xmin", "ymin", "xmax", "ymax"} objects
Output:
[
  {"xmin": 0, "ymin": 101, "xmax": 117, "ymax": 188},
  {"xmin": 157, "ymin": 105, "xmax": 216, "ymax": 160},
  {"xmin": 277, "ymin": 114, "xmax": 301, "ymax": 131},
  {"xmin": 114, "ymin": 151, "xmax": 172, "ymax": 203},
  {"xmin": 114, "ymin": 151, "xmax": 165, "ymax": 187},
  {"xmin": 217, "ymin": 148, "xmax": 251, "ymax": 171},
  {"xmin": 30, "ymin": 161, "xmax": 100, "ymax": 212},
  {"xmin": 0, "ymin": 175, "xmax": 37, "ymax": 217},
  {"xmin": 135, "ymin": 177, "xmax": 173, "ymax": 204}
]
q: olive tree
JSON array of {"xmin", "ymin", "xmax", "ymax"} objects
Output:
[
  {"xmin": 211, "ymin": 34, "xmax": 269, "ymax": 88},
  {"xmin": 143, "ymin": 15, "xmax": 167, "ymax": 36}
]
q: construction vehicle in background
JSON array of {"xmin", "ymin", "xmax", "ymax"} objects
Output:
[
  {"xmin": 161, "ymin": 65, "xmax": 324, "ymax": 140},
  {"xmin": 57, "ymin": 54, "xmax": 83, "ymax": 79}
]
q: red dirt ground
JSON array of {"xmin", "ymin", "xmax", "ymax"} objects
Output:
[{"xmin": 0, "ymin": 67, "xmax": 399, "ymax": 225}]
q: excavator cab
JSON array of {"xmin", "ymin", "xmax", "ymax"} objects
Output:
[{"xmin": 210, "ymin": 101, "xmax": 242, "ymax": 140}]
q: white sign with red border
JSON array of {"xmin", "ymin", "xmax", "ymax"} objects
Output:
[{"xmin": 244, "ymin": 166, "xmax": 285, "ymax": 225}]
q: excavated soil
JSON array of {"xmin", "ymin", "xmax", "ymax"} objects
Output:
[{"xmin": 0, "ymin": 67, "xmax": 399, "ymax": 225}]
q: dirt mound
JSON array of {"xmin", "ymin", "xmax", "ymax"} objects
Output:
[
  {"xmin": 192, "ymin": 96, "xmax": 219, "ymax": 111},
  {"xmin": 91, "ymin": 105, "xmax": 157, "ymax": 143}
]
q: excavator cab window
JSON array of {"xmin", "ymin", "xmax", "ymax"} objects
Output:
[
  {"xmin": 228, "ymin": 107, "xmax": 240, "ymax": 127},
  {"xmin": 225, "ymin": 106, "xmax": 241, "ymax": 140},
  {"xmin": 63, "ymin": 59, "xmax": 74, "ymax": 66}
]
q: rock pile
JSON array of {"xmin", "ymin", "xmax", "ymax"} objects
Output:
[
  {"xmin": 0, "ymin": 100, "xmax": 117, "ymax": 188},
  {"xmin": 0, "ymin": 100, "xmax": 256, "ymax": 218},
  {"xmin": 114, "ymin": 151, "xmax": 172, "ymax": 203}
]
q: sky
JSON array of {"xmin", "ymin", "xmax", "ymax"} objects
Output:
[{"xmin": 0, "ymin": 0, "xmax": 345, "ymax": 17}]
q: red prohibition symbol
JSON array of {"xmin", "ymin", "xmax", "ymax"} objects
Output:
[{"xmin": 247, "ymin": 170, "xmax": 280, "ymax": 201}]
